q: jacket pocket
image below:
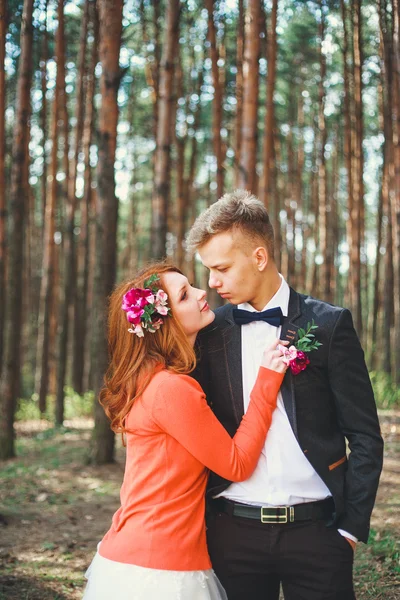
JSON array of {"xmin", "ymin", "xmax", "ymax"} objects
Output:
[{"xmin": 329, "ymin": 455, "xmax": 347, "ymax": 471}]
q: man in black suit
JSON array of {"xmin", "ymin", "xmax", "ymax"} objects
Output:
[{"xmin": 187, "ymin": 190, "xmax": 383, "ymax": 600}]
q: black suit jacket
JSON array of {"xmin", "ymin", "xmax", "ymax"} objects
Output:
[{"xmin": 194, "ymin": 289, "xmax": 384, "ymax": 543}]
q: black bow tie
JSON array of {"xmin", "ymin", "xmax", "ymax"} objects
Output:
[{"xmin": 232, "ymin": 306, "xmax": 285, "ymax": 327}]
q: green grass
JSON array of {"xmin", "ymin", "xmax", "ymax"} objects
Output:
[
  {"xmin": 370, "ymin": 371, "xmax": 400, "ymax": 409},
  {"xmin": 353, "ymin": 530, "xmax": 400, "ymax": 598},
  {"xmin": 15, "ymin": 388, "xmax": 95, "ymax": 423}
]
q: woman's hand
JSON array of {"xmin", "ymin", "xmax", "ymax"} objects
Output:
[{"xmin": 261, "ymin": 339, "xmax": 289, "ymax": 373}]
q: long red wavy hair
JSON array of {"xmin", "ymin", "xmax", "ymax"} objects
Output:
[{"xmin": 99, "ymin": 262, "xmax": 197, "ymax": 436}]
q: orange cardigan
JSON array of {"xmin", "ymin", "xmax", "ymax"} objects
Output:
[{"xmin": 99, "ymin": 366, "xmax": 283, "ymax": 571}]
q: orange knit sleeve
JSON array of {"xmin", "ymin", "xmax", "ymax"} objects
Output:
[{"xmin": 151, "ymin": 367, "xmax": 283, "ymax": 482}]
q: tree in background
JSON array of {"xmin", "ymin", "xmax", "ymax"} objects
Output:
[
  {"xmin": 151, "ymin": 0, "xmax": 180, "ymax": 259},
  {"xmin": 0, "ymin": 0, "xmax": 34, "ymax": 459},
  {"xmin": 237, "ymin": 0, "xmax": 261, "ymax": 192},
  {"xmin": 91, "ymin": 0, "xmax": 123, "ymax": 464}
]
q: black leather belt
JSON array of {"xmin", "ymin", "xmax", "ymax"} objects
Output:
[{"xmin": 212, "ymin": 497, "xmax": 335, "ymax": 524}]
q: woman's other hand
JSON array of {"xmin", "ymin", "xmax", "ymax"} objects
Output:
[{"xmin": 261, "ymin": 339, "xmax": 289, "ymax": 373}]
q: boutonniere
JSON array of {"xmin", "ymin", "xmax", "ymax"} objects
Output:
[{"xmin": 279, "ymin": 320, "xmax": 322, "ymax": 375}]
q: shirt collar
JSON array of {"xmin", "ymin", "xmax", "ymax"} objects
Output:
[{"xmin": 238, "ymin": 274, "xmax": 289, "ymax": 316}]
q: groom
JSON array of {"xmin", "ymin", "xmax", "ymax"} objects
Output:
[{"xmin": 187, "ymin": 190, "xmax": 383, "ymax": 600}]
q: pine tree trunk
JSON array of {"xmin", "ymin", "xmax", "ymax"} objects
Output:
[
  {"xmin": 391, "ymin": 0, "xmax": 400, "ymax": 382},
  {"xmin": 234, "ymin": 0, "xmax": 244, "ymax": 186},
  {"xmin": 296, "ymin": 93, "xmax": 305, "ymax": 292},
  {"xmin": 341, "ymin": 0, "xmax": 354, "ymax": 311},
  {"xmin": 350, "ymin": 0, "xmax": 364, "ymax": 337},
  {"xmin": 174, "ymin": 48, "xmax": 186, "ymax": 270},
  {"xmin": 205, "ymin": 0, "xmax": 224, "ymax": 199},
  {"xmin": 91, "ymin": 0, "xmax": 123, "ymax": 465},
  {"xmin": 0, "ymin": 0, "xmax": 6, "ymax": 371},
  {"xmin": 55, "ymin": 0, "xmax": 89, "ymax": 423},
  {"xmin": 35, "ymin": 0, "xmax": 64, "ymax": 415},
  {"xmin": 317, "ymin": 4, "xmax": 329, "ymax": 301},
  {"xmin": 0, "ymin": 0, "xmax": 34, "ymax": 459},
  {"xmin": 151, "ymin": 0, "xmax": 180, "ymax": 259},
  {"xmin": 73, "ymin": 0, "xmax": 97, "ymax": 395},
  {"xmin": 260, "ymin": 0, "xmax": 278, "ymax": 209},
  {"xmin": 286, "ymin": 122, "xmax": 296, "ymax": 284},
  {"xmin": 152, "ymin": 0, "xmax": 161, "ymax": 139},
  {"xmin": 40, "ymin": 0, "xmax": 48, "ymax": 221},
  {"xmin": 328, "ymin": 126, "xmax": 339, "ymax": 304},
  {"xmin": 237, "ymin": 0, "xmax": 261, "ymax": 193}
]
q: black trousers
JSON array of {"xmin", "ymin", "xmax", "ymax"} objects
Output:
[{"xmin": 206, "ymin": 508, "xmax": 356, "ymax": 600}]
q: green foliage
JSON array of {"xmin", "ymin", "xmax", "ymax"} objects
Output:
[
  {"xmin": 296, "ymin": 320, "xmax": 323, "ymax": 352},
  {"xmin": 370, "ymin": 372, "xmax": 400, "ymax": 409},
  {"xmin": 16, "ymin": 388, "xmax": 94, "ymax": 422}
]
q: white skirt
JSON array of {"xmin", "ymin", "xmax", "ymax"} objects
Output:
[{"xmin": 82, "ymin": 548, "xmax": 228, "ymax": 600}]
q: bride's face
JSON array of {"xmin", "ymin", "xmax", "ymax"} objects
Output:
[{"xmin": 163, "ymin": 271, "xmax": 215, "ymax": 344}]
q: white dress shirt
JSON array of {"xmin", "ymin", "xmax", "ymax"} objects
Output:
[{"xmin": 217, "ymin": 275, "xmax": 357, "ymax": 542}]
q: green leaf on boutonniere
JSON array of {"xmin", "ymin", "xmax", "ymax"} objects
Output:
[{"xmin": 295, "ymin": 320, "xmax": 322, "ymax": 354}]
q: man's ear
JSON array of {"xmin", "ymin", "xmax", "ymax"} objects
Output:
[{"xmin": 253, "ymin": 246, "xmax": 269, "ymax": 271}]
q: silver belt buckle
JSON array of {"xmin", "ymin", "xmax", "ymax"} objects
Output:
[{"xmin": 260, "ymin": 506, "xmax": 295, "ymax": 524}]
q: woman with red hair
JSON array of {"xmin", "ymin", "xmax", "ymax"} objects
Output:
[{"xmin": 82, "ymin": 262, "xmax": 287, "ymax": 600}]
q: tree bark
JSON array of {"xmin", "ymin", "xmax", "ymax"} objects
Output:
[
  {"xmin": 237, "ymin": 0, "xmax": 261, "ymax": 193},
  {"xmin": 73, "ymin": 0, "xmax": 98, "ymax": 395},
  {"xmin": 317, "ymin": 3, "xmax": 329, "ymax": 301},
  {"xmin": 151, "ymin": 0, "xmax": 180, "ymax": 259},
  {"xmin": 0, "ymin": 0, "xmax": 34, "ymax": 459},
  {"xmin": 260, "ymin": 0, "xmax": 278, "ymax": 209},
  {"xmin": 349, "ymin": 0, "xmax": 364, "ymax": 337},
  {"xmin": 391, "ymin": 0, "xmax": 400, "ymax": 382},
  {"xmin": 55, "ymin": 0, "xmax": 89, "ymax": 423},
  {"xmin": 35, "ymin": 0, "xmax": 65, "ymax": 415},
  {"xmin": 234, "ymin": 0, "xmax": 245, "ymax": 187},
  {"xmin": 0, "ymin": 0, "xmax": 6, "ymax": 370},
  {"xmin": 205, "ymin": 0, "xmax": 224, "ymax": 199},
  {"xmin": 91, "ymin": 0, "xmax": 123, "ymax": 464}
]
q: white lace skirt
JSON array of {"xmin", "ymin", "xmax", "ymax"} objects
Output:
[{"xmin": 82, "ymin": 548, "xmax": 228, "ymax": 600}]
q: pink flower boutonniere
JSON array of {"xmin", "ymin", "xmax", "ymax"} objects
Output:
[{"xmin": 279, "ymin": 320, "xmax": 322, "ymax": 375}]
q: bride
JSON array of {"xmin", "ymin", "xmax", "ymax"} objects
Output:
[{"xmin": 82, "ymin": 262, "xmax": 287, "ymax": 600}]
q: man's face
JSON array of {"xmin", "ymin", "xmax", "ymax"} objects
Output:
[{"xmin": 198, "ymin": 231, "xmax": 262, "ymax": 306}]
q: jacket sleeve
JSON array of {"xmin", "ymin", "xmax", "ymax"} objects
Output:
[
  {"xmin": 151, "ymin": 367, "xmax": 283, "ymax": 482},
  {"xmin": 328, "ymin": 308, "xmax": 384, "ymax": 542}
]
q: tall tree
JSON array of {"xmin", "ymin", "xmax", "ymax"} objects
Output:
[
  {"xmin": 205, "ymin": 0, "xmax": 224, "ymax": 198},
  {"xmin": 35, "ymin": 0, "xmax": 65, "ymax": 414},
  {"xmin": 350, "ymin": 0, "xmax": 364, "ymax": 336},
  {"xmin": 151, "ymin": 0, "xmax": 180, "ymax": 259},
  {"xmin": 0, "ymin": 0, "xmax": 6, "ymax": 369},
  {"xmin": 391, "ymin": 0, "xmax": 400, "ymax": 381},
  {"xmin": 55, "ymin": 0, "xmax": 89, "ymax": 424},
  {"xmin": 0, "ymin": 0, "xmax": 34, "ymax": 459},
  {"xmin": 73, "ymin": 0, "xmax": 98, "ymax": 395},
  {"xmin": 234, "ymin": 0, "xmax": 245, "ymax": 186},
  {"xmin": 260, "ymin": 0, "xmax": 278, "ymax": 209},
  {"xmin": 317, "ymin": 2, "xmax": 329, "ymax": 300},
  {"xmin": 92, "ymin": 0, "xmax": 124, "ymax": 464},
  {"xmin": 237, "ymin": 0, "xmax": 261, "ymax": 193},
  {"xmin": 40, "ymin": 0, "xmax": 48, "ymax": 220}
]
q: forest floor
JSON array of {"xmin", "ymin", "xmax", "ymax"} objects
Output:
[{"xmin": 0, "ymin": 411, "xmax": 399, "ymax": 600}]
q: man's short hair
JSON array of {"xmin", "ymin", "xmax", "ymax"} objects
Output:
[{"xmin": 186, "ymin": 189, "xmax": 275, "ymax": 258}]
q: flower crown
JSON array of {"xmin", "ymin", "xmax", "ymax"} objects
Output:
[{"xmin": 121, "ymin": 274, "xmax": 171, "ymax": 338}]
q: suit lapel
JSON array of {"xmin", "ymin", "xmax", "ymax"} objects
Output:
[
  {"xmin": 223, "ymin": 306, "xmax": 244, "ymax": 425},
  {"xmin": 280, "ymin": 288, "xmax": 302, "ymax": 440}
]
